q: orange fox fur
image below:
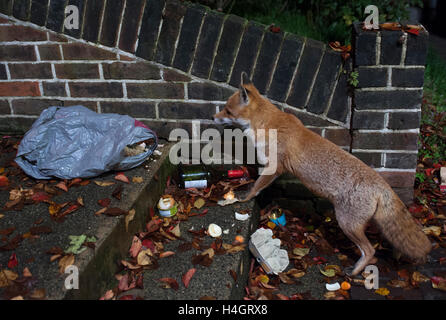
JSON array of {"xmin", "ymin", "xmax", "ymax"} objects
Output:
[{"xmin": 213, "ymin": 72, "xmax": 431, "ymax": 276}]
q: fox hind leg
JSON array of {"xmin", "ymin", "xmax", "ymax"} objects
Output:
[{"xmin": 336, "ymin": 212, "xmax": 377, "ymax": 276}]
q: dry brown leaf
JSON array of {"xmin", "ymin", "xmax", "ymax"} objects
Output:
[
  {"xmin": 95, "ymin": 207, "xmax": 107, "ymax": 216},
  {"xmin": 132, "ymin": 176, "xmax": 143, "ymax": 183},
  {"xmin": 137, "ymin": 249, "xmax": 153, "ymax": 266},
  {"xmin": 160, "ymin": 251, "xmax": 175, "ymax": 258},
  {"xmin": 23, "ymin": 267, "xmax": 32, "ymax": 277},
  {"xmin": 0, "ymin": 269, "xmax": 18, "ymax": 288},
  {"xmin": 58, "ymin": 254, "xmax": 75, "ymax": 274},
  {"xmin": 29, "ymin": 288, "xmax": 46, "ymax": 299},
  {"xmin": 171, "ymin": 224, "xmax": 181, "ymax": 237},
  {"xmin": 125, "ymin": 209, "xmax": 136, "ymax": 232},
  {"xmin": 94, "ymin": 181, "xmax": 115, "ymax": 187}
]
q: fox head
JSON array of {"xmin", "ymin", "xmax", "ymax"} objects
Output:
[{"xmin": 213, "ymin": 72, "xmax": 260, "ymax": 129}]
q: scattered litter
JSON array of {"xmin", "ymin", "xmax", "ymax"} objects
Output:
[
  {"xmin": 325, "ymin": 282, "xmax": 341, "ymax": 291},
  {"xmin": 235, "ymin": 211, "xmax": 250, "ymax": 221},
  {"xmin": 235, "ymin": 235, "xmax": 244, "ymax": 243},
  {"xmin": 269, "ymin": 208, "xmax": 286, "ymax": 227},
  {"xmin": 223, "ymin": 229, "xmax": 230, "ymax": 235},
  {"xmin": 249, "ymin": 228, "xmax": 289, "ymax": 275},
  {"xmin": 157, "ymin": 195, "xmax": 178, "ymax": 218},
  {"xmin": 153, "ymin": 150, "xmax": 162, "ymax": 156},
  {"xmin": 207, "ymin": 223, "xmax": 222, "ymax": 238}
]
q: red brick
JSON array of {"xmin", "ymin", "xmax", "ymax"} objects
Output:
[
  {"xmin": 62, "ymin": 43, "xmax": 117, "ymax": 60},
  {"xmin": 0, "ymin": 45, "xmax": 36, "ymax": 61},
  {"xmin": 378, "ymin": 171, "xmax": 415, "ymax": 188},
  {"xmin": 0, "ymin": 82, "xmax": 41, "ymax": 97},
  {"xmin": 38, "ymin": 44, "xmax": 62, "ymax": 60},
  {"xmin": 48, "ymin": 32, "xmax": 68, "ymax": 42},
  {"xmin": 69, "ymin": 82, "xmax": 123, "ymax": 98},
  {"xmin": 325, "ymin": 128, "xmax": 352, "ymax": 147},
  {"xmin": 0, "ymin": 25, "xmax": 47, "ymax": 42}
]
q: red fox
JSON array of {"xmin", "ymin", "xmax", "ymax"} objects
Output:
[{"xmin": 213, "ymin": 72, "xmax": 432, "ymax": 276}]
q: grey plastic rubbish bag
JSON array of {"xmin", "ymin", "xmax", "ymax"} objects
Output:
[{"xmin": 15, "ymin": 105, "xmax": 158, "ymax": 180}]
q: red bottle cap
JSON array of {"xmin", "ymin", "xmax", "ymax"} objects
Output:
[{"xmin": 228, "ymin": 169, "xmax": 244, "ymax": 178}]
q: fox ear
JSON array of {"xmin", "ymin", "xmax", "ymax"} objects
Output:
[
  {"xmin": 239, "ymin": 72, "xmax": 251, "ymax": 105},
  {"xmin": 240, "ymin": 71, "xmax": 252, "ymax": 86},
  {"xmin": 240, "ymin": 85, "xmax": 249, "ymax": 105}
]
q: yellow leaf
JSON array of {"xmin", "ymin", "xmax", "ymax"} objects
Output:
[
  {"xmin": 132, "ymin": 176, "xmax": 144, "ymax": 183},
  {"xmin": 58, "ymin": 254, "xmax": 75, "ymax": 274},
  {"xmin": 320, "ymin": 268, "xmax": 336, "ymax": 277},
  {"xmin": 125, "ymin": 209, "xmax": 136, "ymax": 232},
  {"xmin": 375, "ymin": 287, "xmax": 390, "ymax": 296},
  {"xmin": 256, "ymin": 274, "xmax": 269, "ymax": 284},
  {"xmin": 194, "ymin": 198, "xmax": 205, "ymax": 209},
  {"xmin": 0, "ymin": 167, "xmax": 4, "ymax": 174},
  {"xmin": 293, "ymin": 247, "xmax": 310, "ymax": 257},
  {"xmin": 423, "ymin": 226, "xmax": 441, "ymax": 237},
  {"xmin": 0, "ymin": 214, "xmax": 4, "ymax": 219},
  {"xmin": 137, "ymin": 249, "xmax": 153, "ymax": 266},
  {"xmin": 171, "ymin": 224, "xmax": 181, "ymax": 237},
  {"xmin": 267, "ymin": 221, "xmax": 276, "ymax": 229},
  {"xmin": 94, "ymin": 181, "xmax": 115, "ymax": 187}
]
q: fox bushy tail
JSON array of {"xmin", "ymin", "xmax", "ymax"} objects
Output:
[{"xmin": 373, "ymin": 190, "xmax": 432, "ymax": 262}]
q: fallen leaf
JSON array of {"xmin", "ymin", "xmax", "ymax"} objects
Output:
[
  {"xmin": 10, "ymin": 296, "xmax": 24, "ymax": 300},
  {"xmin": 94, "ymin": 181, "xmax": 115, "ymax": 187},
  {"xmin": 23, "ymin": 267, "xmax": 32, "ymax": 277},
  {"xmin": 100, "ymin": 290, "xmax": 115, "ymax": 300},
  {"xmin": 132, "ymin": 176, "xmax": 143, "ymax": 183},
  {"xmin": 293, "ymin": 247, "xmax": 310, "ymax": 257},
  {"xmin": 55, "ymin": 181, "xmax": 68, "ymax": 192},
  {"xmin": 0, "ymin": 175, "xmax": 9, "ymax": 187},
  {"xmin": 375, "ymin": 287, "xmax": 390, "ymax": 296},
  {"xmin": 95, "ymin": 207, "xmax": 107, "ymax": 216},
  {"xmin": 160, "ymin": 251, "xmax": 175, "ymax": 258},
  {"xmin": 98, "ymin": 198, "xmax": 111, "ymax": 207},
  {"xmin": 137, "ymin": 249, "xmax": 153, "ymax": 266},
  {"xmin": 0, "ymin": 269, "xmax": 18, "ymax": 288},
  {"xmin": 158, "ymin": 278, "xmax": 179, "ymax": 290},
  {"xmin": 194, "ymin": 198, "xmax": 205, "ymax": 209},
  {"xmin": 8, "ymin": 253, "xmax": 18, "ymax": 269},
  {"xmin": 129, "ymin": 236, "xmax": 142, "ymax": 258},
  {"xmin": 58, "ymin": 254, "xmax": 75, "ymax": 274},
  {"xmin": 182, "ymin": 268, "xmax": 196, "ymax": 288},
  {"xmin": 104, "ymin": 207, "xmax": 127, "ymax": 216},
  {"xmin": 171, "ymin": 224, "xmax": 181, "ymax": 237},
  {"xmin": 125, "ymin": 209, "xmax": 136, "ymax": 232},
  {"xmin": 229, "ymin": 269, "xmax": 237, "ymax": 282},
  {"xmin": 29, "ymin": 288, "xmax": 46, "ymax": 299},
  {"xmin": 320, "ymin": 267, "xmax": 336, "ymax": 277},
  {"xmin": 112, "ymin": 185, "xmax": 123, "ymax": 200},
  {"xmin": 77, "ymin": 197, "xmax": 84, "ymax": 206},
  {"xmin": 423, "ymin": 226, "xmax": 441, "ymax": 237},
  {"xmin": 411, "ymin": 271, "xmax": 430, "ymax": 284},
  {"xmin": 115, "ymin": 173, "xmax": 130, "ymax": 184}
]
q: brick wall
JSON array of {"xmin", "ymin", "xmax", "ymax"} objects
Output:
[
  {"xmin": 351, "ymin": 22, "xmax": 428, "ymax": 198},
  {"xmin": 0, "ymin": 0, "xmax": 429, "ymax": 199}
]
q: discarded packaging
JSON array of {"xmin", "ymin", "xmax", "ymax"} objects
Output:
[
  {"xmin": 441, "ymin": 167, "xmax": 446, "ymax": 193},
  {"xmin": 326, "ymin": 282, "xmax": 341, "ymax": 291},
  {"xmin": 249, "ymin": 228, "xmax": 289, "ymax": 275},
  {"xmin": 235, "ymin": 211, "xmax": 250, "ymax": 221},
  {"xmin": 157, "ymin": 195, "xmax": 178, "ymax": 218},
  {"xmin": 208, "ymin": 223, "xmax": 222, "ymax": 237},
  {"xmin": 15, "ymin": 106, "xmax": 157, "ymax": 179},
  {"xmin": 269, "ymin": 208, "xmax": 286, "ymax": 227}
]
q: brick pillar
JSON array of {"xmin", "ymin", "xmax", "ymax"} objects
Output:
[{"xmin": 351, "ymin": 22, "xmax": 428, "ymax": 204}]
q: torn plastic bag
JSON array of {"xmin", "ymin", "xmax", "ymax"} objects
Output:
[{"xmin": 15, "ymin": 105, "xmax": 158, "ymax": 180}]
